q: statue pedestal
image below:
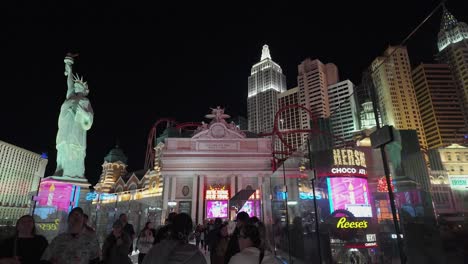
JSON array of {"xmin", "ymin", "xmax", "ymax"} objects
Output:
[{"xmin": 32, "ymin": 176, "xmax": 92, "ymax": 241}]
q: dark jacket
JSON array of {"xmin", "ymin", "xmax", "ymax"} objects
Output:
[
  {"xmin": 224, "ymin": 227, "xmax": 240, "ymax": 264},
  {"xmin": 102, "ymin": 233, "xmax": 132, "ymax": 264}
]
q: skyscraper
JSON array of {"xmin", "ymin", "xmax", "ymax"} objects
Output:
[
  {"xmin": 436, "ymin": 5, "xmax": 468, "ymax": 127},
  {"xmin": 247, "ymin": 45, "xmax": 286, "ymax": 134},
  {"xmin": 371, "ymin": 46, "xmax": 427, "ymax": 150},
  {"xmin": 277, "ymin": 87, "xmax": 304, "ymax": 151},
  {"xmin": 298, "ymin": 59, "xmax": 338, "ymax": 120},
  {"xmin": 0, "ymin": 140, "xmax": 48, "ymax": 223},
  {"xmin": 328, "ymin": 80, "xmax": 359, "ymax": 144},
  {"xmin": 297, "ymin": 59, "xmax": 338, "ymax": 144},
  {"xmin": 412, "ymin": 63, "xmax": 465, "ymax": 149}
]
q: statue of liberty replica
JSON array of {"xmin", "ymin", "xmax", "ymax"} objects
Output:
[
  {"xmin": 33, "ymin": 54, "xmax": 94, "ymax": 239},
  {"xmin": 54, "ymin": 53, "xmax": 94, "ymax": 179}
]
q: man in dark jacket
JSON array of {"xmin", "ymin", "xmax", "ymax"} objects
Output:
[
  {"xmin": 224, "ymin": 212, "xmax": 250, "ymax": 264},
  {"xmin": 207, "ymin": 218, "xmax": 223, "ymax": 261},
  {"xmin": 119, "ymin": 213, "xmax": 135, "ymax": 254}
]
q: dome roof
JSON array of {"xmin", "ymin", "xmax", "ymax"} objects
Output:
[{"xmin": 104, "ymin": 145, "xmax": 128, "ymax": 164}]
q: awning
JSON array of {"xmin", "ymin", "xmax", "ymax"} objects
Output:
[{"xmin": 229, "ymin": 189, "xmax": 256, "ymax": 209}]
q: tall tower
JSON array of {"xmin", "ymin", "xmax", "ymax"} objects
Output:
[
  {"xmin": 95, "ymin": 145, "xmax": 128, "ymax": 193},
  {"xmin": 247, "ymin": 45, "xmax": 287, "ymax": 134},
  {"xmin": 371, "ymin": 46, "xmax": 427, "ymax": 150},
  {"xmin": 436, "ymin": 5, "xmax": 468, "ymax": 127},
  {"xmin": 278, "ymin": 87, "xmax": 303, "ymax": 151},
  {"xmin": 297, "ymin": 59, "xmax": 338, "ymax": 144},
  {"xmin": 412, "ymin": 63, "xmax": 465, "ymax": 149},
  {"xmin": 328, "ymin": 80, "xmax": 359, "ymax": 144}
]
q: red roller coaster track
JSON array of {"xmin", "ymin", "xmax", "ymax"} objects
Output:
[
  {"xmin": 144, "ymin": 119, "xmax": 201, "ymax": 171},
  {"xmin": 144, "ymin": 104, "xmax": 353, "ymax": 172},
  {"xmin": 259, "ymin": 104, "xmax": 354, "ymax": 169}
]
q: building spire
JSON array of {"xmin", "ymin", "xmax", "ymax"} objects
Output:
[
  {"xmin": 260, "ymin": 44, "xmax": 271, "ymax": 61},
  {"xmin": 440, "ymin": 4, "xmax": 459, "ymax": 32}
]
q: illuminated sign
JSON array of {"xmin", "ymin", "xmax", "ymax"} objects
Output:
[
  {"xmin": 333, "ymin": 149, "xmax": 367, "ymax": 168},
  {"xmin": 331, "ymin": 167, "xmax": 367, "ymax": 176},
  {"xmin": 299, "ymin": 192, "xmax": 322, "ymax": 200},
  {"xmin": 449, "ymin": 176, "xmax": 468, "ymax": 190},
  {"xmin": 37, "ymin": 180, "xmax": 74, "ymax": 212},
  {"xmin": 205, "ymin": 186, "xmax": 229, "ymax": 200},
  {"xmin": 248, "ymin": 190, "xmax": 261, "ymax": 200},
  {"xmin": 336, "ymin": 217, "xmax": 368, "ymax": 229},
  {"xmin": 327, "ymin": 177, "xmax": 372, "ymax": 217},
  {"xmin": 86, "ymin": 192, "xmax": 98, "ymax": 201},
  {"xmin": 206, "ymin": 200, "xmax": 228, "ymax": 218},
  {"xmin": 346, "ymin": 204, "xmax": 372, "ymax": 218},
  {"xmin": 37, "ymin": 219, "xmax": 60, "ymax": 231}
]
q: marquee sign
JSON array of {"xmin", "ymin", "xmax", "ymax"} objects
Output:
[
  {"xmin": 325, "ymin": 209, "xmax": 369, "ymax": 241},
  {"xmin": 205, "ymin": 186, "xmax": 229, "ymax": 200},
  {"xmin": 317, "ymin": 149, "xmax": 368, "ymax": 178},
  {"xmin": 333, "ymin": 149, "xmax": 367, "ymax": 168},
  {"xmin": 449, "ymin": 175, "xmax": 468, "ymax": 190}
]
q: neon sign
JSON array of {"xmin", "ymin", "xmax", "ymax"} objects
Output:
[
  {"xmin": 205, "ymin": 186, "xmax": 229, "ymax": 200},
  {"xmin": 37, "ymin": 219, "xmax": 60, "ymax": 231},
  {"xmin": 299, "ymin": 192, "xmax": 322, "ymax": 200},
  {"xmin": 331, "ymin": 167, "xmax": 367, "ymax": 176},
  {"xmin": 336, "ymin": 217, "xmax": 368, "ymax": 229},
  {"xmin": 86, "ymin": 192, "xmax": 98, "ymax": 201},
  {"xmin": 333, "ymin": 149, "xmax": 367, "ymax": 168},
  {"xmin": 449, "ymin": 176, "xmax": 468, "ymax": 190}
]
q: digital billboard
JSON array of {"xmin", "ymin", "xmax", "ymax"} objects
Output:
[
  {"xmin": 206, "ymin": 200, "xmax": 228, "ymax": 218},
  {"xmin": 239, "ymin": 201, "xmax": 261, "ymax": 217},
  {"xmin": 327, "ymin": 177, "xmax": 372, "ymax": 217},
  {"xmin": 36, "ymin": 180, "xmax": 77, "ymax": 212}
]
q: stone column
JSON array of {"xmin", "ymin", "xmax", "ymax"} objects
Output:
[
  {"xmin": 162, "ymin": 175, "xmax": 170, "ymax": 219},
  {"xmin": 198, "ymin": 175, "xmax": 205, "ymax": 224},
  {"xmin": 230, "ymin": 175, "xmax": 236, "ymax": 198},
  {"xmin": 170, "ymin": 177, "xmax": 177, "ymax": 202},
  {"xmin": 237, "ymin": 175, "xmax": 243, "ymax": 192},
  {"xmin": 191, "ymin": 174, "xmax": 198, "ymax": 223}
]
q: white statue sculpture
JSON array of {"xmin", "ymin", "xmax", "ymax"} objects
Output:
[
  {"xmin": 205, "ymin": 106, "xmax": 230, "ymax": 123},
  {"xmin": 54, "ymin": 54, "xmax": 94, "ymax": 178}
]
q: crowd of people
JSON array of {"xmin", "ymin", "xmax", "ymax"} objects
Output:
[
  {"xmin": 0, "ymin": 209, "xmax": 277, "ymax": 264},
  {"xmin": 193, "ymin": 212, "xmax": 277, "ymax": 264}
]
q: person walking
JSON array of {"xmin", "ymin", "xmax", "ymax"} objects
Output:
[
  {"xmin": 228, "ymin": 224, "xmax": 277, "ymax": 264},
  {"xmin": 137, "ymin": 222, "xmax": 155, "ymax": 264},
  {"xmin": 41, "ymin": 207, "xmax": 100, "ymax": 264},
  {"xmin": 119, "ymin": 213, "xmax": 135, "ymax": 254},
  {"xmin": 224, "ymin": 212, "xmax": 249, "ymax": 264},
  {"xmin": 0, "ymin": 215, "xmax": 48, "ymax": 264},
  {"xmin": 210, "ymin": 223, "xmax": 230, "ymax": 264},
  {"xmin": 194, "ymin": 225, "xmax": 202, "ymax": 249},
  {"xmin": 142, "ymin": 213, "xmax": 206, "ymax": 264},
  {"xmin": 102, "ymin": 220, "xmax": 132, "ymax": 264}
]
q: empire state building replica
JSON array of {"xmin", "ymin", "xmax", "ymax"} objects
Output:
[{"xmin": 247, "ymin": 45, "xmax": 287, "ymax": 134}]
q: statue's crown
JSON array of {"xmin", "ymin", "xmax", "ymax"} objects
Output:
[{"xmin": 73, "ymin": 73, "xmax": 88, "ymax": 87}]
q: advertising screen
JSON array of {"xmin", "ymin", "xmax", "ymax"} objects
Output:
[
  {"xmin": 239, "ymin": 201, "xmax": 261, "ymax": 217},
  {"xmin": 327, "ymin": 177, "xmax": 372, "ymax": 217},
  {"xmin": 206, "ymin": 200, "xmax": 228, "ymax": 218},
  {"xmin": 37, "ymin": 180, "xmax": 75, "ymax": 212}
]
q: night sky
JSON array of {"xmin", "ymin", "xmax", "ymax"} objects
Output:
[{"xmin": 3, "ymin": 1, "xmax": 467, "ymax": 185}]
